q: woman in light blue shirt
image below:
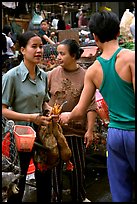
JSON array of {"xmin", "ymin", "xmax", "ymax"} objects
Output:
[{"xmin": 2, "ymin": 31, "xmax": 52, "ymax": 202}]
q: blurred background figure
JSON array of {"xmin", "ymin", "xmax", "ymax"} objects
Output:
[
  {"xmin": 2, "ymin": 25, "xmax": 15, "ymax": 70},
  {"xmin": 57, "ymin": 13, "xmax": 66, "ymax": 30},
  {"xmin": 38, "ymin": 19, "xmax": 55, "ymax": 45},
  {"xmin": 2, "ymin": 25, "xmax": 15, "ymax": 58},
  {"xmin": 78, "ymin": 9, "xmax": 88, "ymax": 28},
  {"xmin": 51, "ymin": 14, "xmax": 59, "ymax": 30}
]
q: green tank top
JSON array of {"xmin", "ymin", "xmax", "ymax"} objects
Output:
[{"xmin": 97, "ymin": 47, "xmax": 135, "ymax": 130}]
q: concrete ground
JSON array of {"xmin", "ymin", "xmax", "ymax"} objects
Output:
[{"xmin": 23, "ymin": 150, "xmax": 112, "ymax": 202}]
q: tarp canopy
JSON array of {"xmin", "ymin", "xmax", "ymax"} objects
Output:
[{"xmin": 2, "ymin": 2, "xmax": 18, "ymax": 9}]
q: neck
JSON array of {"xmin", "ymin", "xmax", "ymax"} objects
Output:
[
  {"xmin": 100, "ymin": 40, "xmax": 119, "ymax": 59},
  {"xmin": 24, "ymin": 60, "xmax": 36, "ymax": 79},
  {"xmin": 24, "ymin": 60, "xmax": 36, "ymax": 72},
  {"xmin": 63, "ymin": 63, "xmax": 79, "ymax": 72}
]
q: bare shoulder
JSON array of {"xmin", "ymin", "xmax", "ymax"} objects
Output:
[
  {"xmin": 86, "ymin": 60, "xmax": 103, "ymax": 88},
  {"xmin": 120, "ymin": 48, "xmax": 135, "ymax": 61},
  {"xmin": 87, "ymin": 60, "xmax": 102, "ymax": 73},
  {"xmin": 86, "ymin": 59, "xmax": 103, "ymax": 76}
]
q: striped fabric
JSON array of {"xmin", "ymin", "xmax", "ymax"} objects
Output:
[{"xmin": 51, "ymin": 136, "xmax": 86, "ymax": 202}]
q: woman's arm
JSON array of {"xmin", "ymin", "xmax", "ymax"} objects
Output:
[{"xmin": 2, "ymin": 104, "xmax": 51, "ymax": 126}]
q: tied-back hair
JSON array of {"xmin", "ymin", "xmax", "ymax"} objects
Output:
[{"xmin": 60, "ymin": 39, "xmax": 84, "ymax": 60}]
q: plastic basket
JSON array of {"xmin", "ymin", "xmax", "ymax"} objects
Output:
[{"xmin": 13, "ymin": 125, "xmax": 36, "ymax": 152}]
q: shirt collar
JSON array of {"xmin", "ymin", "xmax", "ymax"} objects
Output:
[{"xmin": 18, "ymin": 61, "xmax": 43, "ymax": 82}]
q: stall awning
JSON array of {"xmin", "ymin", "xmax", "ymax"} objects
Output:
[{"xmin": 2, "ymin": 2, "xmax": 18, "ymax": 9}]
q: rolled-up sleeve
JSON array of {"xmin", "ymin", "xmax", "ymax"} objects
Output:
[{"xmin": 2, "ymin": 72, "xmax": 15, "ymax": 107}]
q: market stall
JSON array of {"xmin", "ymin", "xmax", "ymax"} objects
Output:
[{"xmin": 77, "ymin": 45, "xmax": 101, "ymax": 69}]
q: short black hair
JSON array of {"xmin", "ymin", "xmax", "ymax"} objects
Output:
[
  {"xmin": 88, "ymin": 10, "xmax": 120, "ymax": 43},
  {"xmin": 40, "ymin": 19, "xmax": 49, "ymax": 25},
  {"xmin": 2, "ymin": 25, "xmax": 11, "ymax": 36}
]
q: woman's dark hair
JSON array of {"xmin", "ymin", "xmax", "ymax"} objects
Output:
[
  {"xmin": 59, "ymin": 39, "xmax": 84, "ymax": 60},
  {"xmin": 18, "ymin": 31, "xmax": 39, "ymax": 48},
  {"xmin": 88, "ymin": 10, "xmax": 120, "ymax": 43}
]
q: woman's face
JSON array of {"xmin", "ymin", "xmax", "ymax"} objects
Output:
[
  {"xmin": 21, "ymin": 36, "xmax": 43, "ymax": 65},
  {"xmin": 57, "ymin": 44, "xmax": 75, "ymax": 69}
]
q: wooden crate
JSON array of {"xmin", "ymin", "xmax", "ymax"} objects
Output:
[{"xmin": 57, "ymin": 29, "xmax": 79, "ymax": 43}]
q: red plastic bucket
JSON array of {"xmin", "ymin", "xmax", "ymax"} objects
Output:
[{"xmin": 27, "ymin": 159, "xmax": 35, "ymax": 174}]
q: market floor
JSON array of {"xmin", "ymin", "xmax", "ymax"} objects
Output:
[
  {"xmin": 62, "ymin": 167, "xmax": 112, "ymax": 202},
  {"xmin": 23, "ymin": 168, "xmax": 111, "ymax": 202},
  {"xmin": 23, "ymin": 153, "xmax": 112, "ymax": 202}
]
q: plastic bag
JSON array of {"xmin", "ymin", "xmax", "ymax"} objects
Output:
[{"xmin": 120, "ymin": 9, "xmax": 134, "ymax": 38}]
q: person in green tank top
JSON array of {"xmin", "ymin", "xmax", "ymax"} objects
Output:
[{"xmin": 59, "ymin": 10, "xmax": 135, "ymax": 202}]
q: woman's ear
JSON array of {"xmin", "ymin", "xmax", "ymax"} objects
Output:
[
  {"xmin": 20, "ymin": 47, "xmax": 25, "ymax": 55},
  {"xmin": 93, "ymin": 33, "xmax": 95, "ymax": 39},
  {"xmin": 93, "ymin": 33, "xmax": 97, "ymax": 41}
]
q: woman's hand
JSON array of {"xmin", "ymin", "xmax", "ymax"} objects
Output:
[
  {"xmin": 32, "ymin": 114, "xmax": 52, "ymax": 126},
  {"xmin": 59, "ymin": 112, "xmax": 71, "ymax": 125}
]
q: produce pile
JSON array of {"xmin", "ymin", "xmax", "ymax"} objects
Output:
[{"xmin": 118, "ymin": 35, "xmax": 135, "ymax": 50}]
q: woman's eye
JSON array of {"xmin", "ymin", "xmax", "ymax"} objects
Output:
[
  {"xmin": 32, "ymin": 45, "xmax": 37, "ymax": 48},
  {"xmin": 60, "ymin": 52, "xmax": 64, "ymax": 56}
]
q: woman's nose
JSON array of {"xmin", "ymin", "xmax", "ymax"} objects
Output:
[
  {"xmin": 57, "ymin": 53, "xmax": 61, "ymax": 59},
  {"xmin": 37, "ymin": 47, "xmax": 43, "ymax": 52}
]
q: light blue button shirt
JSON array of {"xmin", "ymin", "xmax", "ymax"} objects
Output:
[{"xmin": 2, "ymin": 61, "xmax": 50, "ymax": 126}]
